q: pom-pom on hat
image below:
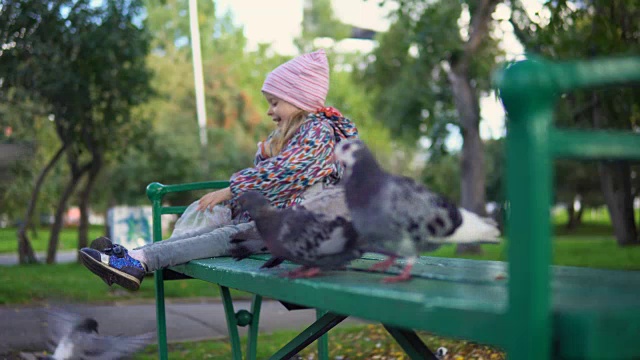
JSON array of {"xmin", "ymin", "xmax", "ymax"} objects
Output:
[{"xmin": 261, "ymin": 49, "xmax": 329, "ymax": 112}]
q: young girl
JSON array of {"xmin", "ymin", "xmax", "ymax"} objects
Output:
[{"xmin": 79, "ymin": 49, "xmax": 359, "ymax": 291}]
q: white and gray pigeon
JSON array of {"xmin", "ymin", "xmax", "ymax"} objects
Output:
[
  {"xmin": 44, "ymin": 309, "xmax": 153, "ymax": 360},
  {"xmin": 334, "ymin": 139, "xmax": 501, "ymax": 282},
  {"xmin": 229, "ymin": 185, "xmax": 351, "ymax": 261},
  {"xmin": 236, "ymin": 190, "xmax": 362, "ymax": 278}
]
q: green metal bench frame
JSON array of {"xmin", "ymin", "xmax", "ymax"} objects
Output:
[{"xmin": 147, "ymin": 55, "xmax": 640, "ymax": 360}]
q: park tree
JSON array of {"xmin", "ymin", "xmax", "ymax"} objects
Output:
[
  {"xmin": 510, "ymin": 0, "xmax": 640, "ymax": 245},
  {"xmin": 0, "ymin": 0, "xmax": 153, "ymax": 263},
  {"xmin": 360, "ymin": 0, "xmax": 503, "ymax": 253}
]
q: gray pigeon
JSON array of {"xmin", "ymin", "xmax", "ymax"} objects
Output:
[
  {"xmin": 230, "ymin": 185, "xmax": 351, "ymax": 261},
  {"xmin": 334, "ymin": 139, "xmax": 501, "ymax": 282},
  {"xmin": 236, "ymin": 190, "xmax": 362, "ymax": 278},
  {"xmin": 44, "ymin": 309, "xmax": 153, "ymax": 360}
]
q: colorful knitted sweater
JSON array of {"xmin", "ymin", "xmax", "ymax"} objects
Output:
[{"xmin": 229, "ymin": 108, "xmax": 358, "ymax": 219}]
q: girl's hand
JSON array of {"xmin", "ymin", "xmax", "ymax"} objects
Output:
[{"xmin": 197, "ymin": 187, "xmax": 232, "ymax": 212}]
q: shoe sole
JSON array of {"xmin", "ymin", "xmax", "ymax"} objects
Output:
[{"xmin": 79, "ymin": 250, "xmax": 141, "ymax": 291}]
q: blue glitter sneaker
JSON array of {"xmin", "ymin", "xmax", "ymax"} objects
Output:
[{"xmin": 79, "ymin": 243, "xmax": 147, "ymax": 291}]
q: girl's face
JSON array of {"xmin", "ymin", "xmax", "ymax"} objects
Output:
[{"xmin": 263, "ymin": 92, "xmax": 300, "ymax": 128}]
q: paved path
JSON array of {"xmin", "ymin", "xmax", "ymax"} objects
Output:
[
  {"xmin": 0, "ymin": 250, "xmax": 78, "ymax": 266},
  {"xmin": 0, "ymin": 299, "xmax": 363, "ymax": 354}
]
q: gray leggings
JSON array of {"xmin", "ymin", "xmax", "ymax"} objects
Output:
[{"xmin": 134, "ymin": 221, "xmax": 258, "ymax": 272}]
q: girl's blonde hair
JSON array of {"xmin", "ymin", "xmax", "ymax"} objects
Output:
[{"xmin": 264, "ymin": 109, "xmax": 310, "ymax": 157}]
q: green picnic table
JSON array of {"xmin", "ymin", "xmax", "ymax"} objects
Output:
[{"xmin": 147, "ymin": 55, "xmax": 640, "ymax": 360}]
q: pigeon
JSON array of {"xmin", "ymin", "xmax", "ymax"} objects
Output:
[
  {"xmin": 236, "ymin": 190, "xmax": 362, "ymax": 278},
  {"xmin": 229, "ymin": 185, "xmax": 352, "ymax": 261},
  {"xmin": 228, "ymin": 225, "xmax": 269, "ymax": 261},
  {"xmin": 44, "ymin": 308, "xmax": 153, "ymax": 360},
  {"xmin": 334, "ymin": 139, "xmax": 501, "ymax": 282}
]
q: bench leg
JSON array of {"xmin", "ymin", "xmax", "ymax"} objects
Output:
[
  {"xmin": 246, "ymin": 294, "xmax": 262, "ymax": 360},
  {"xmin": 384, "ymin": 325, "xmax": 438, "ymax": 360},
  {"xmin": 155, "ymin": 270, "xmax": 169, "ymax": 360},
  {"xmin": 268, "ymin": 312, "xmax": 347, "ymax": 360},
  {"xmin": 316, "ymin": 309, "xmax": 329, "ymax": 360},
  {"xmin": 220, "ymin": 286, "xmax": 244, "ymax": 360}
]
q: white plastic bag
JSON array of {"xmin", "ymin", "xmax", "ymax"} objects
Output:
[{"xmin": 169, "ymin": 201, "xmax": 232, "ymax": 240}]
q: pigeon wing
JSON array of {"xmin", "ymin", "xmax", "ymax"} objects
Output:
[
  {"xmin": 77, "ymin": 332, "xmax": 154, "ymax": 360},
  {"xmin": 45, "ymin": 309, "xmax": 85, "ymax": 351},
  {"xmin": 384, "ymin": 175, "xmax": 462, "ymax": 239},
  {"xmin": 278, "ymin": 210, "xmax": 359, "ymax": 265},
  {"xmin": 296, "ymin": 185, "xmax": 351, "ymax": 219}
]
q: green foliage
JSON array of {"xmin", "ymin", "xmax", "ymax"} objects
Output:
[
  {"xmin": 358, "ymin": 0, "xmax": 503, "ymax": 149},
  {"xmin": 296, "ymin": 0, "xmax": 352, "ymax": 52},
  {"xmin": 90, "ymin": 1, "xmax": 285, "ymax": 207},
  {"xmin": 0, "ymin": 0, "xmax": 153, "ymax": 154},
  {"xmin": 511, "ymin": 0, "xmax": 640, "ymax": 243},
  {"xmin": 511, "ymin": 0, "xmax": 640, "ymax": 131},
  {"xmin": 0, "ymin": 0, "xmax": 154, "ymax": 224}
]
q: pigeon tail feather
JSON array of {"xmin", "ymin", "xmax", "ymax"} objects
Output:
[{"xmin": 438, "ymin": 208, "xmax": 501, "ymax": 244}]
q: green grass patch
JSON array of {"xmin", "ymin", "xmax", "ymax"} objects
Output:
[
  {"xmin": 132, "ymin": 324, "xmax": 505, "ymax": 360},
  {"xmin": 0, "ymin": 226, "xmax": 105, "ymax": 253},
  {"xmin": 428, "ymin": 235, "xmax": 640, "ymax": 271},
  {"xmin": 0, "ymin": 262, "xmax": 249, "ymax": 305}
]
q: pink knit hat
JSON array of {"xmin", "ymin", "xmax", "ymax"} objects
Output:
[{"xmin": 262, "ymin": 49, "xmax": 329, "ymax": 112}]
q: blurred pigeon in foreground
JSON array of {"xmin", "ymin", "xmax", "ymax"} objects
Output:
[
  {"xmin": 236, "ymin": 191, "xmax": 362, "ymax": 278},
  {"xmin": 230, "ymin": 185, "xmax": 351, "ymax": 261},
  {"xmin": 44, "ymin": 309, "xmax": 153, "ymax": 360},
  {"xmin": 334, "ymin": 139, "xmax": 501, "ymax": 282}
]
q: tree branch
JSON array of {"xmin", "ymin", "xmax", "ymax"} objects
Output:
[{"xmin": 464, "ymin": 0, "xmax": 501, "ymax": 57}]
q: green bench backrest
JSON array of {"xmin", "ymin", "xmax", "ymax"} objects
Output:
[{"xmin": 494, "ymin": 56, "xmax": 640, "ymax": 360}]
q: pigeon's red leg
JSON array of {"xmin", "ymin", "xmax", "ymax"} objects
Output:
[
  {"xmin": 382, "ymin": 257, "xmax": 416, "ymax": 283},
  {"xmin": 282, "ymin": 266, "xmax": 305, "ymax": 278},
  {"xmin": 284, "ymin": 266, "xmax": 322, "ymax": 279},
  {"xmin": 295, "ymin": 267, "xmax": 322, "ymax": 278},
  {"xmin": 369, "ymin": 256, "xmax": 397, "ymax": 272}
]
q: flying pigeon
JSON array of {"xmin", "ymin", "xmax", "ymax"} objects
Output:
[
  {"xmin": 44, "ymin": 308, "xmax": 153, "ymax": 360},
  {"xmin": 229, "ymin": 185, "xmax": 352, "ymax": 261},
  {"xmin": 236, "ymin": 190, "xmax": 362, "ymax": 278},
  {"xmin": 334, "ymin": 139, "xmax": 501, "ymax": 282}
]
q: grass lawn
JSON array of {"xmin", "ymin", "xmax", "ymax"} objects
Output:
[
  {"xmin": 428, "ymin": 233, "xmax": 640, "ymax": 271},
  {"xmin": 0, "ymin": 262, "xmax": 250, "ymax": 305},
  {"xmin": 0, "ymin": 226, "xmax": 105, "ymax": 253},
  {"xmin": 131, "ymin": 324, "xmax": 504, "ymax": 360}
]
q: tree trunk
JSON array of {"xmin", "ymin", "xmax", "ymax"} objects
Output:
[
  {"xmin": 46, "ymin": 175, "xmax": 79, "ymax": 263},
  {"xmin": 78, "ymin": 155, "xmax": 102, "ymax": 257},
  {"xmin": 566, "ymin": 204, "xmax": 576, "ymax": 230},
  {"xmin": 46, "ymin": 157, "xmax": 90, "ymax": 264},
  {"xmin": 16, "ymin": 145, "xmax": 67, "ymax": 264},
  {"xmin": 447, "ymin": 63, "xmax": 486, "ymax": 255},
  {"xmin": 592, "ymin": 95, "xmax": 638, "ymax": 246},
  {"xmin": 575, "ymin": 205, "xmax": 584, "ymax": 226},
  {"xmin": 457, "ymin": 123, "xmax": 486, "ymax": 254},
  {"xmin": 598, "ymin": 161, "xmax": 639, "ymax": 246},
  {"xmin": 443, "ymin": 0, "xmax": 498, "ymax": 255}
]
